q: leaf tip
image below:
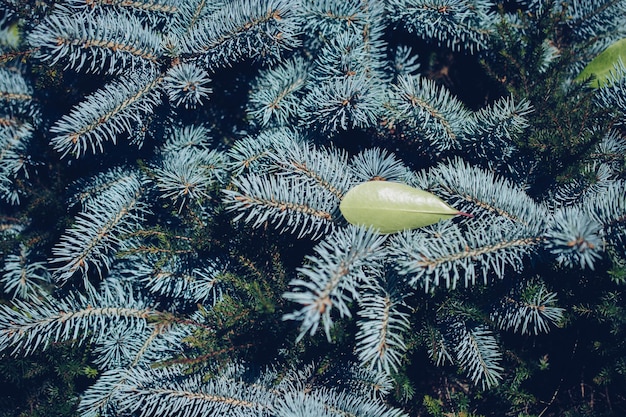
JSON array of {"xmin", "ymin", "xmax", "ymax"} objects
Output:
[{"xmin": 456, "ymin": 211, "xmax": 473, "ymax": 218}]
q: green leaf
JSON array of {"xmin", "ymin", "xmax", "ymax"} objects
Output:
[
  {"xmin": 339, "ymin": 181, "xmax": 469, "ymax": 234},
  {"xmin": 576, "ymin": 38, "xmax": 626, "ymax": 88}
]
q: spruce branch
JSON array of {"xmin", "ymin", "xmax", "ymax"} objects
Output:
[
  {"xmin": 226, "ymin": 128, "xmax": 303, "ymax": 176},
  {"xmin": 181, "ymin": 0, "xmax": 302, "ymax": 69},
  {"xmin": 0, "ymin": 291, "xmax": 158, "ymax": 355},
  {"xmin": 68, "ymin": 167, "xmax": 147, "ymax": 210},
  {"xmin": 79, "ymin": 321, "xmax": 192, "ymax": 417},
  {"xmin": 153, "ymin": 146, "xmax": 227, "ymax": 212},
  {"xmin": 491, "ymin": 279, "xmax": 564, "ymax": 335},
  {"xmin": 384, "ymin": 75, "xmax": 470, "ymax": 152},
  {"xmin": 595, "ymin": 63, "xmax": 626, "ymax": 126},
  {"xmin": 421, "ymin": 158, "xmax": 549, "ymax": 225},
  {"xmin": 303, "ymin": 74, "xmax": 383, "ymax": 133},
  {"xmin": 170, "ymin": 0, "xmax": 228, "ymax": 37},
  {"xmin": 389, "ymin": 220, "xmax": 544, "ymax": 291},
  {"xmin": 85, "ymin": 362, "xmax": 408, "ymax": 417},
  {"xmin": 49, "ymin": 70, "xmax": 162, "ymax": 158},
  {"xmin": 28, "ymin": 9, "xmax": 163, "ymax": 74},
  {"xmin": 453, "ymin": 323, "xmax": 503, "ymax": 389},
  {"xmin": 78, "ymin": 367, "xmax": 131, "ymax": 417},
  {"xmin": 0, "ymin": 126, "xmax": 24, "ymax": 172},
  {"xmin": 162, "ymin": 124, "xmax": 214, "ymax": 151},
  {"xmin": 392, "ymin": 45, "xmax": 421, "ymax": 77},
  {"xmin": 99, "ymin": 320, "xmax": 192, "ymax": 370},
  {"xmin": 320, "ymin": 387, "xmax": 409, "ymax": 417},
  {"xmin": 91, "ymin": 321, "xmax": 155, "ymax": 369},
  {"xmin": 277, "ymin": 387, "xmax": 409, "ymax": 417},
  {"xmin": 224, "ymin": 174, "xmax": 337, "ymax": 239},
  {"xmin": 283, "ymin": 226, "xmax": 387, "ymax": 341},
  {"xmin": 0, "ymin": 67, "xmax": 35, "ymax": 118},
  {"xmin": 0, "ymin": 122, "xmax": 33, "ymax": 204},
  {"xmin": 1, "ymin": 244, "xmax": 51, "ymax": 301},
  {"xmin": 300, "ymin": 1, "xmax": 388, "ymax": 133},
  {"xmin": 113, "ymin": 365, "xmax": 274, "ymax": 417},
  {"xmin": 301, "ymin": 0, "xmax": 387, "ymax": 45},
  {"xmin": 355, "ymin": 282, "xmax": 411, "ymax": 374},
  {"xmin": 130, "ymin": 256, "xmax": 225, "ymax": 303},
  {"xmin": 588, "ymin": 180, "xmax": 626, "ymax": 245},
  {"xmin": 463, "ymin": 95, "xmax": 533, "ymax": 170},
  {"xmin": 67, "ymin": 0, "xmax": 180, "ymax": 16},
  {"xmin": 348, "ymin": 148, "xmax": 413, "ymax": 183},
  {"xmin": 51, "ymin": 169, "xmax": 149, "ymax": 286},
  {"xmin": 549, "ymin": 163, "xmax": 617, "ymax": 209},
  {"xmin": 387, "ymin": 0, "xmax": 496, "ymax": 52},
  {"xmin": 308, "ymin": 19, "xmax": 388, "ymax": 85},
  {"xmin": 247, "ymin": 56, "xmax": 309, "ymax": 128},
  {"xmin": 50, "ymin": 198, "xmax": 146, "ymax": 286},
  {"xmin": 224, "ymin": 130, "xmax": 355, "ymax": 238},
  {"xmin": 267, "ymin": 137, "xmax": 355, "ymax": 200},
  {"xmin": 591, "ymin": 129, "xmax": 626, "ymax": 173},
  {"xmin": 562, "ymin": 0, "xmax": 626, "ymax": 43},
  {"xmin": 163, "ymin": 62, "xmax": 212, "ymax": 109},
  {"xmin": 311, "ymin": 31, "xmax": 376, "ymax": 82},
  {"xmin": 468, "ymin": 95, "xmax": 532, "ymax": 140},
  {"xmin": 425, "ymin": 325, "xmax": 453, "ymax": 367},
  {"xmin": 545, "ymin": 205, "xmax": 604, "ymax": 270},
  {"xmin": 0, "ymin": 65, "xmax": 38, "ymax": 204},
  {"xmin": 335, "ymin": 363, "xmax": 395, "ymax": 399},
  {"xmin": 274, "ymin": 391, "xmax": 335, "ymax": 417}
]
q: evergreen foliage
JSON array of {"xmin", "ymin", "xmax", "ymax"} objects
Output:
[
  {"xmin": 1, "ymin": 0, "xmax": 626, "ymax": 416},
  {"xmin": 50, "ymin": 167, "xmax": 149, "ymax": 288},
  {"xmin": 1, "ymin": 244, "xmax": 50, "ymax": 301}
]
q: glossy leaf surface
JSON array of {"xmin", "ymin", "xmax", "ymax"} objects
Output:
[
  {"xmin": 576, "ymin": 38, "xmax": 626, "ymax": 88},
  {"xmin": 339, "ymin": 181, "xmax": 465, "ymax": 233}
]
